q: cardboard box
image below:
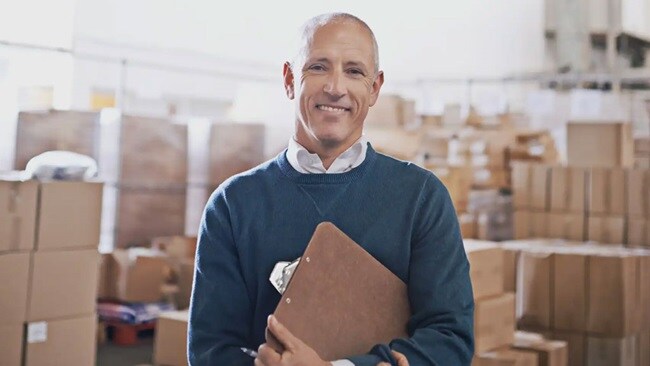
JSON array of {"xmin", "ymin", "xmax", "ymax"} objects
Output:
[
  {"xmin": 459, "ymin": 213, "xmax": 477, "ymax": 239},
  {"xmin": 154, "ymin": 310, "xmax": 189, "ymax": 366},
  {"xmin": 473, "ymin": 347, "xmax": 539, "ymax": 366},
  {"xmin": 0, "ymin": 324, "xmax": 23, "ymax": 366},
  {"xmin": 587, "ymin": 254, "xmax": 640, "ymax": 337},
  {"xmin": 512, "ymin": 332, "xmax": 568, "ymax": 366},
  {"xmin": 0, "ymin": 179, "xmax": 38, "ymax": 252},
  {"xmin": 588, "ymin": 168, "xmax": 626, "ymax": 215},
  {"xmin": 547, "ymin": 213, "xmax": 584, "ymax": 241},
  {"xmin": 530, "ymin": 165, "xmax": 550, "ymax": 211},
  {"xmin": 553, "ymin": 253, "xmax": 587, "ymax": 332},
  {"xmin": 28, "ymin": 249, "xmax": 100, "ymax": 321},
  {"xmin": 512, "ymin": 163, "xmax": 532, "ymax": 209},
  {"xmin": 587, "ymin": 215, "xmax": 625, "ymax": 244},
  {"xmin": 119, "ymin": 115, "xmax": 188, "ymax": 185},
  {"xmin": 552, "ymin": 331, "xmax": 585, "ymax": 366},
  {"xmin": 475, "ymin": 293, "xmax": 516, "ymax": 353},
  {"xmin": 627, "ymin": 218, "xmax": 648, "ymax": 247},
  {"xmin": 586, "ymin": 335, "xmax": 636, "ymax": 366},
  {"xmin": 24, "ymin": 314, "xmax": 97, "ymax": 366},
  {"xmin": 99, "ymin": 248, "xmax": 172, "ymax": 303},
  {"xmin": 36, "ymin": 181, "xmax": 103, "ymax": 251},
  {"xmin": 428, "ymin": 164, "xmax": 472, "ymax": 213},
  {"xmin": 503, "ymin": 248, "xmax": 519, "ymax": 293},
  {"xmin": 626, "ymin": 169, "xmax": 648, "ymax": 217},
  {"xmin": 517, "ymin": 251, "xmax": 552, "ymax": 330},
  {"xmin": 514, "ymin": 211, "xmax": 531, "ymax": 240},
  {"xmin": 567, "ymin": 122, "xmax": 634, "ymax": 167},
  {"xmin": 151, "ymin": 236, "xmax": 197, "ymax": 261},
  {"xmin": 174, "ymin": 259, "xmax": 194, "ymax": 310},
  {"xmin": 638, "ymin": 255, "xmax": 650, "ymax": 330},
  {"xmin": 464, "ymin": 241, "xmax": 504, "ymax": 299},
  {"xmin": 116, "ymin": 187, "xmax": 186, "ymax": 248},
  {"xmin": 549, "ymin": 167, "xmax": 586, "ymax": 213},
  {"xmin": 0, "ymin": 252, "xmax": 31, "ymax": 324},
  {"xmin": 529, "ymin": 211, "xmax": 548, "ymax": 238},
  {"xmin": 209, "ymin": 123, "xmax": 265, "ymax": 186}
]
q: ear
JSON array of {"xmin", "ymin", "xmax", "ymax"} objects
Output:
[
  {"xmin": 283, "ymin": 62, "xmax": 295, "ymax": 100},
  {"xmin": 368, "ymin": 70, "xmax": 385, "ymax": 107}
]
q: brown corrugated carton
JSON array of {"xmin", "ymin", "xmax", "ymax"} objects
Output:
[
  {"xmin": 588, "ymin": 168, "xmax": 626, "ymax": 215},
  {"xmin": 27, "ymin": 249, "xmax": 100, "ymax": 321},
  {"xmin": 119, "ymin": 115, "xmax": 188, "ymax": 185},
  {"xmin": 209, "ymin": 122, "xmax": 265, "ymax": 186},
  {"xmin": 473, "ymin": 347, "xmax": 539, "ymax": 366},
  {"xmin": 552, "ymin": 331, "xmax": 585, "ymax": 366},
  {"xmin": 513, "ymin": 163, "xmax": 532, "ymax": 209},
  {"xmin": 24, "ymin": 314, "xmax": 97, "ymax": 366},
  {"xmin": 475, "ymin": 293, "xmax": 516, "ymax": 353},
  {"xmin": 627, "ymin": 218, "xmax": 647, "ymax": 247},
  {"xmin": 0, "ymin": 252, "xmax": 30, "ymax": 324},
  {"xmin": 0, "ymin": 324, "xmax": 23, "ymax": 366},
  {"xmin": 586, "ymin": 335, "xmax": 636, "ymax": 366},
  {"xmin": 503, "ymin": 248, "xmax": 519, "ymax": 293},
  {"xmin": 553, "ymin": 252, "xmax": 587, "ymax": 332},
  {"xmin": 14, "ymin": 110, "xmax": 100, "ymax": 170},
  {"xmin": 529, "ymin": 212, "xmax": 549, "ymax": 238},
  {"xmin": 531, "ymin": 165, "xmax": 550, "ymax": 211},
  {"xmin": 567, "ymin": 122, "xmax": 634, "ymax": 167},
  {"xmin": 514, "ymin": 211, "xmax": 531, "ymax": 239},
  {"xmin": 638, "ymin": 255, "xmax": 650, "ymax": 330},
  {"xmin": 459, "ymin": 213, "xmax": 477, "ymax": 239},
  {"xmin": 464, "ymin": 240, "xmax": 504, "ymax": 300},
  {"xmin": 587, "ymin": 215, "xmax": 625, "ymax": 244},
  {"xmin": 99, "ymin": 248, "xmax": 172, "ymax": 303},
  {"xmin": 512, "ymin": 331, "xmax": 568, "ymax": 366},
  {"xmin": 549, "ymin": 167, "xmax": 586, "ymax": 213},
  {"xmin": 151, "ymin": 236, "xmax": 197, "ymax": 261},
  {"xmin": 587, "ymin": 254, "xmax": 640, "ymax": 337},
  {"xmin": 0, "ymin": 179, "xmax": 37, "ymax": 252},
  {"xmin": 36, "ymin": 181, "xmax": 103, "ymax": 251},
  {"xmin": 115, "ymin": 187, "xmax": 186, "ymax": 248},
  {"xmin": 546, "ymin": 213, "xmax": 584, "ymax": 241},
  {"xmin": 517, "ymin": 251, "xmax": 552, "ymax": 330},
  {"xmin": 154, "ymin": 310, "xmax": 189, "ymax": 366},
  {"xmin": 175, "ymin": 259, "xmax": 194, "ymax": 310},
  {"xmin": 627, "ymin": 169, "xmax": 648, "ymax": 217}
]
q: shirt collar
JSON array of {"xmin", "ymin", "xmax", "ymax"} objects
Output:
[{"xmin": 286, "ymin": 135, "xmax": 368, "ymax": 174}]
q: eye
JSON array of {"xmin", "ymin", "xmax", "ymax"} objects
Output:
[
  {"xmin": 308, "ymin": 64, "xmax": 325, "ymax": 71},
  {"xmin": 347, "ymin": 68, "xmax": 364, "ymax": 76}
]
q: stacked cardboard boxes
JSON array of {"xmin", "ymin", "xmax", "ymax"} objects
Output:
[
  {"xmin": 0, "ymin": 177, "xmax": 102, "ymax": 366},
  {"xmin": 634, "ymin": 137, "xmax": 650, "ymax": 168},
  {"xmin": 465, "ymin": 240, "xmax": 569, "ymax": 366},
  {"xmin": 513, "ymin": 162, "xmax": 650, "ymax": 247},
  {"xmin": 501, "ymin": 240, "xmax": 650, "ymax": 366},
  {"xmin": 154, "ymin": 310, "xmax": 189, "ymax": 366}
]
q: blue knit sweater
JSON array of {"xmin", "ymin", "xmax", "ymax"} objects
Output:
[{"xmin": 188, "ymin": 144, "xmax": 474, "ymax": 366}]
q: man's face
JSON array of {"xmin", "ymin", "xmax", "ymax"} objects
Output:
[{"xmin": 284, "ymin": 21, "xmax": 384, "ymax": 151}]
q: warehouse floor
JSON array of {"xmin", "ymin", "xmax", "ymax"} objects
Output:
[{"xmin": 97, "ymin": 338, "xmax": 154, "ymax": 366}]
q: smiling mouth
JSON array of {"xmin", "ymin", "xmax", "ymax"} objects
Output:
[{"xmin": 316, "ymin": 104, "xmax": 350, "ymax": 112}]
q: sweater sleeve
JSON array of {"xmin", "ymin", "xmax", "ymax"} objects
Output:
[
  {"xmin": 347, "ymin": 174, "xmax": 475, "ymax": 366},
  {"xmin": 188, "ymin": 189, "xmax": 254, "ymax": 366}
]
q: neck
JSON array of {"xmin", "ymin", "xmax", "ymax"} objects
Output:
[{"xmin": 294, "ymin": 130, "xmax": 360, "ymax": 170}]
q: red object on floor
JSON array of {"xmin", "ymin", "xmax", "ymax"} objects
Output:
[{"xmin": 106, "ymin": 321, "xmax": 157, "ymax": 346}]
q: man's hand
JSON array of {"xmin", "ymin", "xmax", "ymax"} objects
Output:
[
  {"xmin": 377, "ymin": 351, "xmax": 409, "ymax": 366},
  {"xmin": 255, "ymin": 315, "xmax": 329, "ymax": 366}
]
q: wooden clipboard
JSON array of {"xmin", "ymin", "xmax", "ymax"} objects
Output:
[{"xmin": 265, "ymin": 222, "xmax": 410, "ymax": 360}]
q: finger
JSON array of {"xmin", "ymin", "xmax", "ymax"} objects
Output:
[
  {"xmin": 392, "ymin": 351, "xmax": 409, "ymax": 366},
  {"xmin": 267, "ymin": 315, "xmax": 299, "ymax": 351},
  {"xmin": 257, "ymin": 344, "xmax": 281, "ymax": 364}
]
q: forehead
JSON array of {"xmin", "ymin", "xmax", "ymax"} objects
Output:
[{"xmin": 304, "ymin": 22, "xmax": 374, "ymax": 65}]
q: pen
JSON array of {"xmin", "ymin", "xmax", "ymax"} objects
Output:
[{"xmin": 240, "ymin": 347, "xmax": 258, "ymax": 358}]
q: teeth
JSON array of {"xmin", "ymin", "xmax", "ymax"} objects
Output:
[{"xmin": 318, "ymin": 105, "xmax": 347, "ymax": 112}]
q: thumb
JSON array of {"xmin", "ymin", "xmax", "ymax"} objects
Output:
[{"xmin": 268, "ymin": 315, "xmax": 299, "ymax": 351}]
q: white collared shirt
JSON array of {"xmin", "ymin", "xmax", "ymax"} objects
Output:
[
  {"xmin": 286, "ymin": 135, "xmax": 368, "ymax": 174},
  {"xmin": 285, "ymin": 136, "xmax": 363, "ymax": 366}
]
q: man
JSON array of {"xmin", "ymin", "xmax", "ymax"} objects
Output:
[{"xmin": 188, "ymin": 13, "xmax": 474, "ymax": 366}]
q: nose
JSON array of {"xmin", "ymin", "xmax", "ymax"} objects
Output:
[{"xmin": 323, "ymin": 69, "xmax": 346, "ymax": 98}]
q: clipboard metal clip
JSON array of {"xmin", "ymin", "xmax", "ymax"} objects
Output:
[{"xmin": 269, "ymin": 257, "xmax": 301, "ymax": 294}]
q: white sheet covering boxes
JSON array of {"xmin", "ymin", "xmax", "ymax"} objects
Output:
[{"xmin": 0, "ymin": 176, "xmax": 103, "ymax": 366}]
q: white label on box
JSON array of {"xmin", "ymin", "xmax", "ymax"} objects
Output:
[
  {"xmin": 27, "ymin": 322, "xmax": 48, "ymax": 343},
  {"xmin": 570, "ymin": 89, "xmax": 603, "ymax": 119}
]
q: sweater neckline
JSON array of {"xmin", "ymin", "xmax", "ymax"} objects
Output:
[{"xmin": 277, "ymin": 143, "xmax": 377, "ymax": 184}]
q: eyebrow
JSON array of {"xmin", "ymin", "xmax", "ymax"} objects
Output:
[{"xmin": 305, "ymin": 58, "xmax": 369, "ymax": 71}]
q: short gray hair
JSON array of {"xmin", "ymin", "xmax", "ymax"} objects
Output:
[{"xmin": 293, "ymin": 13, "xmax": 380, "ymax": 75}]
